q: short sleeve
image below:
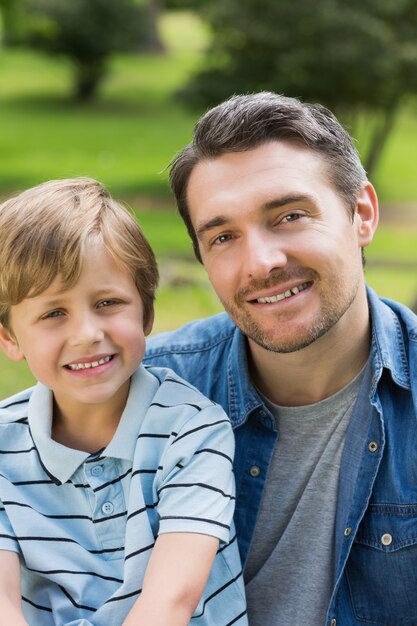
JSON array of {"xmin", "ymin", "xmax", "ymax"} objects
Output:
[
  {"xmin": 0, "ymin": 495, "xmax": 20, "ymax": 554},
  {"xmin": 156, "ymin": 404, "xmax": 235, "ymax": 543}
]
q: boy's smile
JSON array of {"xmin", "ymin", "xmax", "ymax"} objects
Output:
[{"xmin": 2, "ymin": 241, "xmax": 152, "ymax": 425}]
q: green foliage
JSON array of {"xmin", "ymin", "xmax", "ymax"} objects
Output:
[
  {"xmin": 0, "ymin": 0, "xmax": 28, "ymax": 45},
  {"xmin": 28, "ymin": 0, "xmax": 151, "ymax": 100},
  {"xmin": 183, "ymin": 0, "xmax": 417, "ymax": 175}
]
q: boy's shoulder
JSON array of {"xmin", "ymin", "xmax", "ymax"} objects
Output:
[
  {"xmin": 0, "ymin": 386, "xmax": 34, "ymax": 424},
  {"xmin": 143, "ymin": 364, "xmax": 216, "ymax": 411}
]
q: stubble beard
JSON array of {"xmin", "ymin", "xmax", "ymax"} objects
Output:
[{"xmin": 220, "ymin": 275, "xmax": 360, "ymax": 354}]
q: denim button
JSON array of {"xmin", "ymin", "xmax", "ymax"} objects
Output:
[
  {"xmin": 101, "ymin": 501, "xmax": 114, "ymax": 515},
  {"xmin": 249, "ymin": 465, "xmax": 261, "ymax": 477},
  {"xmin": 91, "ymin": 465, "xmax": 104, "ymax": 476},
  {"xmin": 368, "ymin": 441, "xmax": 378, "ymax": 453},
  {"xmin": 259, "ymin": 410, "xmax": 267, "ymax": 418},
  {"xmin": 344, "ymin": 526, "xmax": 352, "ymax": 537},
  {"xmin": 381, "ymin": 533, "xmax": 392, "ymax": 546},
  {"xmin": 330, "ymin": 619, "xmax": 337, "ymax": 626}
]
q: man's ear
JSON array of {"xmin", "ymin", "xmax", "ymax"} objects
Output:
[
  {"xmin": 355, "ymin": 182, "xmax": 379, "ymax": 248},
  {"xmin": 0, "ymin": 324, "xmax": 25, "ymax": 362},
  {"xmin": 144, "ymin": 307, "xmax": 155, "ymax": 337}
]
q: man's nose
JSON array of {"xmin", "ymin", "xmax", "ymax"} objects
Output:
[
  {"xmin": 243, "ymin": 229, "xmax": 287, "ymax": 279},
  {"xmin": 67, "ymin": 312, "xmax": 104, "ymax": 347}
]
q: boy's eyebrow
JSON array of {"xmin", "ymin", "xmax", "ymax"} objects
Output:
[{"xmin": 196, "ymin": 194, "xmax": 314, "ymax": 238}]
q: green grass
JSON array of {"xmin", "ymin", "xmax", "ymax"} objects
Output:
[
  {"xmin": 0, "ymin": 10, "xmax": 417, "ymax": 200},
  {"xmin": 0, "ymin": 50, "xmax": 194, "ymax": 195},
  {"xmin": 0, "ymin": 11, "xmax": 208, "ymax": 195}
]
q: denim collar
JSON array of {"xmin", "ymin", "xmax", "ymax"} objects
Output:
[
  {"xmin": 226, "ymin": 328, "xmax": 264, "ymax": 428},
  {"xmin": 225, "ymin": 285, "xmax": 411, "ymax": 428},
  {"xmin": 367, "ymin": 286, "xmax": 411, "ymax": 391}
]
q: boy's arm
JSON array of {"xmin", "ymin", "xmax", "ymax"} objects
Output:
[
  {"xmin": 0, "ymin": 551, "xmax": 29, "ymax": 626},
  {"xmin": 122, "ymin": 532, "xmax": 219, "ymax": 626}
]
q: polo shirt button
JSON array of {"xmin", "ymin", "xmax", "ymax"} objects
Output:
[
  {"xmin": 91, "ymin": 465, "xmax": 104, "ymax": 476},
  {"xmin": 381, "ymin": 533, "xmax": 393, "ymax": 546},
  {"xmin": 101, "ymin": 501, "xmax": 114, "ymax": 515},
  {"xmin": 249, "ymin": 465, "xmax": 261, "ymax": 477}
]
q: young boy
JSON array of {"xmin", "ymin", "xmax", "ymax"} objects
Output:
[{"xmin": 0, "ymin": 178, "xmax": 247, "ymax": 626}]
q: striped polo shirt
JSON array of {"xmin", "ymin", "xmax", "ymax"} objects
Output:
[{"xmin": 0, "ymin": 364, "xmax": 247, "ymax": 625}]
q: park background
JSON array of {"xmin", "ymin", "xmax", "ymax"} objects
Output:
[{"xmin": 0, "ymin": 0, "xmax": 416, "ymax": 397}]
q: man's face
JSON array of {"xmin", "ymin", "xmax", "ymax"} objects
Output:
[{"xmin": 187, "ymin": 141, "xmax": 376, "ymax": 354}]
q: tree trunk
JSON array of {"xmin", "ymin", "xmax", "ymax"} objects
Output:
[
  {"xmin": 74, "ymin": 59, "xmax": 106, "ymax": 102},
  {"xmin": 364, "ymin": 102, "xmax": 400, "ymax": 178},
  {"xmin": 146, "ymin": 0, "xmax": 166, "ymax": 54}
]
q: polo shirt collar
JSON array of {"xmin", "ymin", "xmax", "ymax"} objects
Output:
[{"xmin": 28, "ymin": 365, "xmax": 160, "ymax": 485}]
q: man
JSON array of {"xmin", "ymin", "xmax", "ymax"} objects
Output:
[{"xmin": 144, "ymin": 92, "xmax": 417, "ymax": 626}]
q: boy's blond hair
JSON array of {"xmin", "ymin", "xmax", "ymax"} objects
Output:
[{"xmin": 0, "ymin": 177, "xmax": 158, "ymax": 330}]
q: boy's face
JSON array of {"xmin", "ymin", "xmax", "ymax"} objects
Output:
[{"xmin": 0, "ymin": 241, "xmax": 153, "ymax": 420}]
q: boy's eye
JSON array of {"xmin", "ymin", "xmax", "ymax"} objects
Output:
[{"xmin": 42, "ymin": 310, "xmax": 63, "ymax": 320}]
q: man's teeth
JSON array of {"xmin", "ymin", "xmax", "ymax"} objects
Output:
[
  {"xmin": 67, "ymin": 356, "xmax": 112, "ymax": 371},
  {"xmin": 257, "ymin": 283, "xmax": 308, "ymax": 304}
]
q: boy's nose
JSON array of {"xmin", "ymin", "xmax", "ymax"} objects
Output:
[{"xmin": 67, "ymin": 314, "xmax": 104, "ymax": 347}]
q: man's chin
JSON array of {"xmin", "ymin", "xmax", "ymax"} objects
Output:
[{"xmin": 238, "ymin": 314, "xmax": 336, "ymax": 354}]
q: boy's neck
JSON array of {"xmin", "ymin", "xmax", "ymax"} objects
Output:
[
  {"xmin": 51, "ymin": 381, "xmax": 130, "ymax": 453},
  {"xmin": 52, "ymin": 413, "xmax": 120, "ymax": 453}
]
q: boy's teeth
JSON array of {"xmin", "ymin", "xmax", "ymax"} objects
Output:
[
  {"xmin": 67, "ymin": 356, "xmax": 112, "ymax": 371},
  {"xmin": 257, "ymin": 282, "xmax": 308, "ymax": 304}
]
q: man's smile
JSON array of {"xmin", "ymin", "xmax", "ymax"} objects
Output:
[{"xmin": 255, "ymin": 282, "xmax": 310, "ymax": 304}]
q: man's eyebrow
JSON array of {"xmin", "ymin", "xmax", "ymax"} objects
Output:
[
  {"xmin": 196, "ymin": 194, "xmax": 314, "ymax": 238},
  {"xmin": 263, "ymin": 194, "xmax": 314, "ymax": 211},
  {"xmin": 196, "ymin": 216, "xmax": 229, "ymax": 238}
]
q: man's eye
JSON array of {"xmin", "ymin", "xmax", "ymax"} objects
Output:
[
  {"xmin": 97, "ymin": 299, "xmax": 119, "ymax": 308},
  {"xmin": 281, "ymin": 213, "xmax": 301, "ymax": 223},
  {"xmin": 213, "ymin": 233, "xmax": 233, "ymax": 245}
]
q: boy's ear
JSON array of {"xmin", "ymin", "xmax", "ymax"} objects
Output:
[
  {"xmin": 144, "ymin": 308, "xmax": 154, "ymax": 337},
  {"xmin": 0, "ymin": 324, "xmax": 25, "ymax": 362}
]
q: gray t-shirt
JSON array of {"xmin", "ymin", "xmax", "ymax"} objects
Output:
[{"xmin": 245, "ymin": 368, "xmax": 365, "ymax": 625}]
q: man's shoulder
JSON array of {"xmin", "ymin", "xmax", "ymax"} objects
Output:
[
  {"xmin": 143, "ymin": 314, "xmax": 240, "ymax": 398},
  {"xmin": 368, "ymin": 287, "xmax": 417, "ymax": 334},
  {"xmin": 145, "ymin": 312, "xmax": 237, "ymax": 356}
]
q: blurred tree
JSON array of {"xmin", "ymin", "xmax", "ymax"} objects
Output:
[
  {"xmin": 28, "ymin": 0, "xmax": 152, "ymax": 101},
  {"xmin": 183, "ymin": 0, "xmax": 417, "ymax": 176},
  {"xmin": 0, "ymin": 0, "xmax": 28, "ymax": 45},
  {"xmin": 147, "ymin": 0, "xmax": 166, "ymax": 53}
]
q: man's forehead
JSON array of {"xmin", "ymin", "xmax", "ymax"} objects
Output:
[
  {"xmin": 190, "ymin": 141, "xmax": 328, "ymax": 185},
  {"xmin": 187, "ymin": 141, "xmax": 330, "ymax": 207}
]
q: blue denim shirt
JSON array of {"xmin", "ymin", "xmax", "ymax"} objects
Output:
[{"xmin": 145, "ymin": 287, "xmax": 417, "ymax": 626}]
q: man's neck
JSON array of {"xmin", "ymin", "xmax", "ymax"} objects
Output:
[{"xmin": 248, "ymin": 300, "xmax": 371, "ymax": 407}]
